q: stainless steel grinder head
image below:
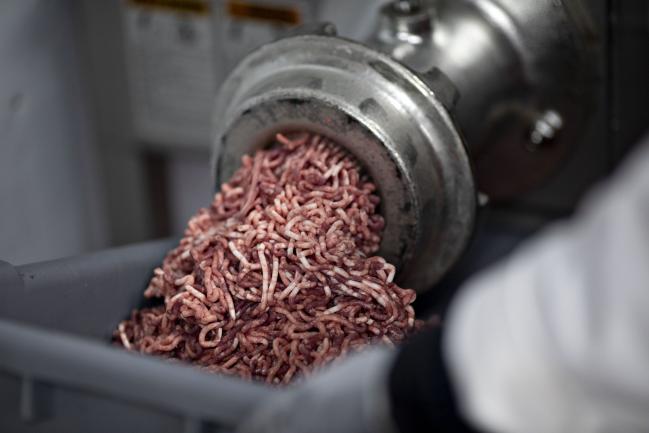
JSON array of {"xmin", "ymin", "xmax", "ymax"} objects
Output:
[{"xmin": 211, "ymin": 33, "xmax": 476, "ymax": 293}]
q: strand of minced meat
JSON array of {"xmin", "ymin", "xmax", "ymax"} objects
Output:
[{"xmin": 115, "ymin": 132, "xmax": 421, "ymax": 384}]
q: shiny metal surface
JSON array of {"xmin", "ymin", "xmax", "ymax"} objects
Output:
[
  {"xmin": 211, "ymin": 0, "xmax": 600, "ymax": 290},
  {"xmin": 211, "ymin": 34, "xmax": 476, "ymax": 292},
  {"xmin": 368, "ymin": 0, "xmax": 598, "ymax": 199}
]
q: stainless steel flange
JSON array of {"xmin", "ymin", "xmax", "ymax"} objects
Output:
[
  {"xmin": 368, "ymin": 0, "xmax": 598, "ymax": 199},
  {"xmin": 211, "ymin": 34, "xmax": 476, "ymax": 293}
]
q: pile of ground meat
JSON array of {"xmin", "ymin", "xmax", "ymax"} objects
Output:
[{"xmin": 115, "ymin": 132, "xmax": 421, "ymax": 384}]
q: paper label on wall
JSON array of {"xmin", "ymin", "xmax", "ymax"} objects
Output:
[
  {"xmin": 124, "ymin": 0, "xmax": 217, "ymax": 149},
  {"xmin": 212, "ymin": 0, "xmax": 317, "ymax": 80}
]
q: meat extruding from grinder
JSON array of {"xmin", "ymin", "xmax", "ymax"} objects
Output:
[{"xmin": 116, "ymin": 132, "xmax": 421, "ymax": 384}]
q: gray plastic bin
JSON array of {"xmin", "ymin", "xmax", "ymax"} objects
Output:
[
  {"xmin": 0, "ymin": 239, "xmax": 273, "ymax": 433},
  {"xmin": 0, "ymin": 220, "xmax": 531, "ymax": 433}
]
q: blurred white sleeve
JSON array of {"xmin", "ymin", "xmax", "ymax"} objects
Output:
[{"xmin": 445, "ymin": 142, "xmax": 649, "ymax": 433}]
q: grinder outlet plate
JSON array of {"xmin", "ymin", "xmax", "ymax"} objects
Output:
[{"xmin": 212, "ymin": 34, "xmax": 476, "ymax": 293}]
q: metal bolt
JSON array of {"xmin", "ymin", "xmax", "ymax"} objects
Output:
[
  {"xmin": 527, "ymin": 109, "xmax": 563, "ymax": 151},
  {"xmin": 392, "ymin": 0, "xmax": 422, "ymax": 14}
]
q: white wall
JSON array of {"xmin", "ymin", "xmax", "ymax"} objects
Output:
[{"xmin": 0, "ymin": 0, "xmax": 108, "ymax": 264}]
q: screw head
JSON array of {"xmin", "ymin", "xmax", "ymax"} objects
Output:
[
  {"xmin": 392, "ymin": 0, "xmax": 422, "ymax": 14},
  {"xmin": 528, "ymin": 110, "xmax": 563, "ymax": 151}
]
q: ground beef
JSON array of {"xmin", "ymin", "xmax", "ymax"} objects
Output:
[{"xmin": 115, "ymin": 132, "xmax": 421, "ymax": 384}]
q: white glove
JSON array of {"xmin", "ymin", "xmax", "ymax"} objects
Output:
[
  {"xmin": 237, "ymin": 347, "xmax": 399, "ymax": 433},
  {"xmin": 445, "ymin": 142, "xmax": 649, "ymax": 433}
]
